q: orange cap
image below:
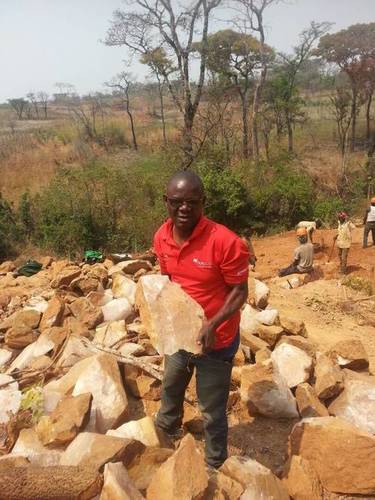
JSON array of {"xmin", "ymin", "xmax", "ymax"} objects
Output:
[
  {"xmin": 296, "ymin": 227, "xmax": 308, "ymax": 237},
  {"xmin": 371, "ymin": 196, "xmax": 375, "ymax": 204}
]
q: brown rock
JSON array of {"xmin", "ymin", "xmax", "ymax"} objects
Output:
[
  {"xmin": 107, "ymin": 416, "xmax": 161, "ymax": 447},
  {"xmin": 183, "ymin": 404, "xmax": 204, "ymax": 433},
  {"xmin": 11, "ymin": 428, "xmax": 63, "ymax": 466},
  {"xmin": 60, "ymin": 432, "xmax": 145, "ymax": 470},
  {"xmin": 28, "ymin": 355, "xmax": 51, "ymax": 370},
  {"xmin": 101, "ymin": 462, "xmax": 144, "ymax": 499},
  {"xmin": 0, "ymin": 465, "xmax": 102, "ymax": 499},
  {"xmin": 124, "ymin": 365, "xmax": 161, "ymax": 400},
  {"xmin": 295, "ymin": 383, "xmax": 329, "ymax": 418},
  {"xmin": 0, "ymin": 293, "xmax": 11, "ymax": 309},
  {"xmin": 279, "ymin": 314, "xmax": 307, "ymax": 337},
  {"xmin": 257, "ymin": 325, "xmax": 283, "ymax": 348},
  {"xmin": 39, "ymin": 296, "xmax": 65, "ymax": 330},
  {"xmin": 314, "ymin": 354, "xmax": 344, "ymax": 400},
  {"xmin": 271, "ymin": 343, "xmax": 312, "ymax": 388},
  {"xmin": 206, "ymin": 471, "xmax": 244, "ymax": 499},
  {"xmin": 63, "ymin": 316, "xmax": 90, "ymax": 337},
  {"xmin": 329, "ymin": 339, "xmax": 369, "ymax": 370},
  {"xmin": 220, "ymin": 456, "xmax": 289, "ymax": 499},
  {"xmin": 240, "ymin": 359, "xmax": 298, "ymax": 418},
  {"xmin": 40, "ymin": 256, "xmax": 53, "ymax": 269},
  {"xmin": 110, "ymin": 260, "xmax": 152, "ymax": 276},
  {"xmin": 276, "ymin": 335, "xmax": 316, "ymax": 357},
  {"xmin": 3, "ymin": 308, "xmax": 41, "ymax": 333},
  {"xmin": 147, "ymin": 434, "xmax": 208, "ymax": 500},
  {"xmin": 128, "ymin": 447, "xmax": 174, "ymax": 491},
  {"xmin": 4, "ymin": 327, "xmax": 38, "ymax": 349},
  {"xmin": 51, "ymin": 267, "xmax": 81, "ymax": 288},
  {"xmin": 0, "ymin": 261, "xmax": 15, "ymax": 273},
  {"xmin": 255, "ymin": 347, "xmax": 271, "ymax": 363},
  {"xmin": 42, "ymin": 326, "xmax": 68, "ymax": 352},
  {"xmin": 282, "ymin": 455, "xmax": 323, "ymax": 500},
  {"xmin": 289, "ymin": 416, "xmax": 375, "ymax": 495},
  {"xmin": 71, "ymin": 276, "xmax": 100, "ymax": 295},
  {"xmin": 135, "ymin": 275, "xmax": 204, "ymax": 356},
  {"xmin": 0, "ymin": 455, "xmax": 30, "ymax": 470},
  {"xmin": 36, "ymin": 393, "xmax": 92, "ymax": 446},
  {"xmin": 87, "ymin": 264, "xmax": 109, "ymax": 286},
  {"xmin": 69, "ymin": 297, "xmax": 103, "ymax": 329},
  {"xmin": 240, "ymin": 332, "xmax": 270, "ymax": 352}
]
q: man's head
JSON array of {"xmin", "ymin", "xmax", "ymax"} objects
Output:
[
  {"xmin": 296, "ymin": 227, "xmax": 308, "ymax": 244},
  {"xmin": 338, "ymin": 211, "xmax": 348, "ymax": 223},
  {"xmin": 164, "ymin": 171, "xmax": 205, "ymax": 234},
  {"xmin": 371, "ymin": 196, "xmax": 375, "ymax": 206},
  {"xmin": 315, "ymin": 218, "xmax": 323, "ymax": 229}
]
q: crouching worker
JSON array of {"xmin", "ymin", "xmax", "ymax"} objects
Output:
[
  {"xmin": 278, "ymin": 227, "xmax": 314, "ymax": 277},
  {"xmin": 153, "ymin": 171, "xmax": 249, "ymax": 469}
]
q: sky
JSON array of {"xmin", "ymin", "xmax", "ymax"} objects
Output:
[{"xmin": 0, "ymin": 0, "xmax": 374, "ymax": 103}]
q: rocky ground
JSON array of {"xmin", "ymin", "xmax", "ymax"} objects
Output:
[{"xmin": 0, "ymin": 227, "xmax": 374, "ymax": 499}]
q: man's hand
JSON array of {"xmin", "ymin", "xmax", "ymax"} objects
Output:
[{"xmin": 197, "ymin": 321, "xmax": 216, "ymax": 353}]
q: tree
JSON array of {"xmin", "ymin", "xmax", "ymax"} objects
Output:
[
  {"xmin": 106, "ymin": 72, "xmax": 138, "ymax": 151},
  {"xmin": 316, "ymin": 23, "xmax": 375, "ymax": 151},
  {"xmin": 8, "ymin": 98, "xmax": 29, "ymax": 120},
  {"xmin": 105, "ymin": 0, "xmax": 222, "ymax": 167},
  {"xmin": 38, "ymin": 92, "xmax": 49, "ymax": 119},
  {"xmin": 330, "ymin": 87, "xmax": 353, "ymax": 163},
  {"xmin": 140, "ymin": 48, "xmax": 174, "ymax": 146},
  {"xmin": 234, "ymin": 0, "xmax": 278, "ymax": 160},
  {"xmin": 203, "ymin": 29, "xmax": 271, "ymax": 158},
  {"xmin": 276, "ymin": 21, "xmax": 331, "ymax": 153},
  {"xmin": 26, "ymin": 93, "xmax": 40, "ymax": 119}
]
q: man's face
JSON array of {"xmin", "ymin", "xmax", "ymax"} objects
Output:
[
  {"xmin": 339, "ymin": 216, "xmax": 346, "ymax": 224},
  {"xmin": 164, "ymin": 179, "xmax": 204, "ymax": 233}
]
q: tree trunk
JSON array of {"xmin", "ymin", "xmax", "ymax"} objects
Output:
[
  {"xmin": 125, "ymin": 101, "xmax": 138, "ymax": 150},
  {"xmin": 241, "ymin": 95, "xmax": 249, "ymax": 159},
  {"xmin": 157, "ymin": 78, "xmax": 167, "ymax": 146},
  {"xmin": 287, "ymin": 113, "xmax": 293, "ymax": 154},
  {"xmin": 366, "ymin": 90, "xmax": 373, "ymax": 144},
  {"xmin": 350, "ymin": 86, "xmax": 357, "ymax": 152},
  {"xmin": 182, "ymin": 111, "xmax": 194, "ymax": 168},
  {"xmin": 252, "ymin": 66, "xmax": 267, "ymax": 161}
]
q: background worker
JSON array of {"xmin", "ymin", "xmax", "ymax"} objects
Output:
[
  {"xmin": 278, "ymin": 227, "xmax": 314, "ymax": 277},
  {"xmin": 363, "ymin": 197, "xmax": 375, "ymax": 248},
  {"xmin": 296, "ymin": 218, "xmax": 322, "ymax": 243},
  {"xmin": 334, "ymin": 211, "xmax": 355, "ymax": 274},
  {"xmin": 241, "ymin": 228, "xmax": 257, "ymax": 270}
]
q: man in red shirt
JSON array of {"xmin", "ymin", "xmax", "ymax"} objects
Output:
[{"xmin": 153, "ymin": 171, "xmax": 249, "ymax": 468}]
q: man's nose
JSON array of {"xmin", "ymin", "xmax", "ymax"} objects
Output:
[{"xmin": 179, "ymin": 201, "xmax": 191, "ymax": 210}]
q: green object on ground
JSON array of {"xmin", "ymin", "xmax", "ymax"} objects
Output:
[
  {"xmin": 17, "ymin": 260, "xmax": 42, "ymax": 277},
  {"xmin": 84, "ymin": 249, "xmax": 104, "ymax": 263}
]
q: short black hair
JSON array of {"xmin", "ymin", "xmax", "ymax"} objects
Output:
[{"xmin": 167, "ymin": 171, "xmax": 204, "ymax": 195}]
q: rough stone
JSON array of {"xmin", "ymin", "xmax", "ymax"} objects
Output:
[
  {"xmin": 112, "ymin": 273, "xmax": 137, "ymax": 305},
  {"xmin": 314, "ymin": 354, "xmax": 344, "ymax": 400},
  {"xmin": 0, "ymin": 261, "xmax": 15, "ymax": 273},
  {"xmin": 206, "ymin": 471, "xmax": 244, "ymax": 499},
  {"xmin": 295, "ymin": 383, "xmax": 329, "ymax": 418},
  {"xmin": 60, "ymin": 432, "xmax": 145, "ymax": 470},
  {"xmin": 54, "ymin": 335, "xmax": 94, "ymax": 370},
  {"xmin": 135, "ymin": 275, "xmax": 204, "ymax": 356},
  {"xmin": 87, "ymin": 290, "xmax": 113, "ymax": 307},
  {"xmin": 289, "ymin": 417, "xmax": 375, "ymax": 495},
  {"xmin": 69, "ymin": 297, "xmax": 103, "ymax": 329},
  {"xmin": 127, "ymin": 447, "xmax": 174, "ymax": 491},
  {"xmin": 51, "ymin": 267, "xmax": 81, "ymax": 288},
  {"xmin": 107, "ymin": 416, "xmax": 160, "ymax": 447},
  {"xmin": 101, "ymin": 462, "xmax": 144, "ymax": 500},
  {"xmin": 147, "ymin": 434, "xmax": 208, "ymax": 500},
  {"xmin": 36, "ymin": 393, "xmax": 92, "ymax": 446},
  {"xmin": 329, "ymin": 339, "xmax": 369, "ymax": 370},
  {"xmin": 63, "ymin": 316, "xmax": 90, "ymax": 338},
  {"xmin": 282, "ymin": 455, "xmax": 323, "ymax": 500},
  {"xmin": 240, "ymin": 331, "xmax": 270, "ymax": 352},
  {"xmin": 109, "ymin": 260, "xmax": 152, "ymax": 276},
  {"xmin": 95, "ymin": 320, "xmax": 128, "ymax": 348},
  {"xmin": 255, "ymin": 347, "xmax": 271, "ymax": 363},
  {"xmin": 0, "ymin": 375, "xmax": 21, "ymax": 424},
  {"xmin": 39, "ymin": 296, "xmax": 65, "ymax": 331},
  {"xmin": 7, "ymin": 332, "xmax": 55, "ymax": 372},
  {"xmin": 0, "ymin": 348, "xmax": 12, "ymax": 367},
  {"xmin": 328, "ymin": 376, "xmax": 375, "ymax": 434},
  {"xmin": 0, "ymin": 454, "xmax": 30, "ymax": 470},
  {"xmin": 0, "ymin": 465, "xmax": 102, "ymax": 500},
  {"xmin": 4, "ymin": 326, "xmax": 39, "ymax": 349},
  {"xmin": 248, "ymin": 278, "xmax": 270, "ymax": 309},
  {"xmin": 276, "ymin": 335, "xmax": 316, "ymax": 357},
  {"xmin": 240, "ymin": 304, "xmax": 260, "ymax": 338},
  {"xmin": 255, "ymin": 308, "xmax": 279, "ymax": 326},
  {"xmin": 240, "ymin": 359, "xmax": 298, "ymax": 418},
  {"xmin": 71, "ymin": 276, "xmax": 99, "ymax": 295},
  {"xmin": 124, "ymin": 364, "xmax": 161, "ymax": 400},
  {"xmin": 12, "ymin": 428, "xmax": 62, "ymax": 466},
  {"xmin": 279, "ymin": 314, "xmax": 307, "ymax": 337},
  {"xmin": 256, "ymin": 325, "xmax": 283, "ymax": 348},
  {"xmin": 220, "ymin": 456, "xmax": 289, "ymax": 499},
  {"xmin": 271, "ymin": 343, "xmax": 312, "ymax": 388},
  {"xmin": 102, "ymin": 298, "xmax": 133, "ymax": 322}
]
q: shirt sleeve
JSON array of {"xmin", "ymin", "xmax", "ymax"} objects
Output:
[
  {"xmin": 294, "ymin": 247, "xmax": 301, "ymax": 262},
  {"xmin": 153, "ymin": 232, "xmax": 168, "ymax": 275},
  {"xmin": 219, "ymin": 236, "xmax": 250, "ymax": 285}
]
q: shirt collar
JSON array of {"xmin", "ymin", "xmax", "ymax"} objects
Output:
[{"xmin": 163, "ymin": 216, "xmax": 211, "ymax": 244}]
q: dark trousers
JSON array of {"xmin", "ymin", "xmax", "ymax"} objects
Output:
[
  {"xmin": 363, "ymin": 222, "xmax": 375, "ymax": 247},
  {"xmin": 156, "ymin": 350, "xmax": 233, "ymax": 468},
  {"xmin": 278, "ymin": 263, "xmax": 300, "ymax": 277},
  {"xmin": 338, "ymin": 247, "xmax": 349, "ymax": 273}
]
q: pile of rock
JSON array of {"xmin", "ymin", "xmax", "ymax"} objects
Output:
[
  {"xmin": 0, "ymin": 259, "xmax": 374, "ymax": 499},
  {"xmin": 236, "ymin": 277, "xmax": 375, "ymax": 498}
]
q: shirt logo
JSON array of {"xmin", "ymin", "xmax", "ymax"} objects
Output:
[{"xmin": 192, "ymin": 258, "xmax": 213, "ymax": 269}]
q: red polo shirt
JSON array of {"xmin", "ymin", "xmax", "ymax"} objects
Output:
[{"xmin": 153, "ymin": 216, "xmax": 249, "ymax": 349}]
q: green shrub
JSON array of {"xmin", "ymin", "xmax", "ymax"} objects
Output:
[
  {"xmin": 0, "ymin": 193, "xmax": 22, "ymax": 258},
  {"xmin": 313, "ymin": 197, "xmax": 345, "ymax": 226}
]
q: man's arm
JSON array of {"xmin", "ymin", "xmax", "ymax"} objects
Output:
[
  {"xmin": 197, "ymin": 282, "xmax": 248, "ymax": 352},
  {"xmin": 363, "ymin": 209, "xmax": 369, "ymax": 225}
]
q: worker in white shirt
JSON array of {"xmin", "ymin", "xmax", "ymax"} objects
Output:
[
  {"xmin": 333, "ymin": 212, "xmax": 356, "ymax": 274},
  {"xmin": 296, "ymin": 219, "xmax": 322, "ymax": 243},
  {"xmin": 363, "ymin": 197, "xmax": 375, "ymax": 248}
]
